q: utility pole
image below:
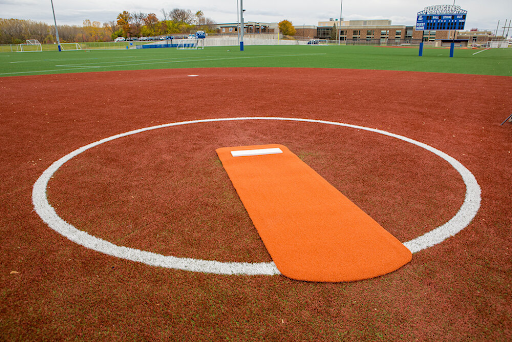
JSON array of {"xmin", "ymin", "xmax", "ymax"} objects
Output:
[
  {"xmin": 50, "ymin": 0, "xmax": 61, "ymax": 51},
  {"xmin": 339, "ymin": 0, "xmax": 343, "ymax": 44},
  {"xmin": 239, "ymin": 0, "xmax": 244, "ymax": 51},
  {"xmin": 237, "ymin": 0, "xmax": 240, "ymax": 44}
]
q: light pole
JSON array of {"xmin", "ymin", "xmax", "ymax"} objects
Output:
[
  {"xmin": 237, "ymin": 0, "xmax": 240, "ymax": 43},
  {"xmin": 50, "ymin": 0, "xmax": 61, "ymax": 51},
  {"xmin": 239, "ymin": 0, "xmax": 244, "ymax": 51},
  {"xmin": 339, "ymin": 0, "xmax": 343, "ymax": 44}
]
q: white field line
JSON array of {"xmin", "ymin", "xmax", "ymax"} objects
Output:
[
  {"xmin": 53, "ymin": 55, "xmax": 223, "ymax": 67},
  {"xmin": 9, "ymin": 55, "xmax": 140, "ymax": 64},
  {"xmin": 54, "ymin": 65, "xmax": 102, "ymax": 69},
  {"xmin": 32, "ymin": 117, "xmax": 481, "ymax": 275},
  {"xmin": 0, "ymin": 53, "xmax": 326, "ymax": 76},
  {"xmin": 473, "ymin": 48, "xmax": 491, "ymax": 55},
  {"xmin": 53, "ymin": 53, "xmax": 326, "ymax": 68}
]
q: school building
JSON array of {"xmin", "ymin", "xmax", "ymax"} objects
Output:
[
  {"xmin": 213, "ymin": 19, "xmax": 502, "ymax": 47},
  {"xmin": 309, "ymin": 19, "xmax": 501, "ymax": 46}
]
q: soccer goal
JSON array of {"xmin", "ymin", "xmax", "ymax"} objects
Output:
[
  {"xmin": 60, "ymin": 43, "xmax": 83, "ymax": 51},
  {"xmin": 176, "ymin": 39, "xmax": 204, "ymax": 50},
  {"xmin": 17, "ymin": 39, "xmax": 42, "ymax": 52}
]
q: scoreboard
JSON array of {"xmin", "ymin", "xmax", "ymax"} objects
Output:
[
  {"xmin": 416, "ymin": 14, "xmax": 466, "ymax": 31},
  {"xmin": 416, "ymin": 5, "xmax": 467, "ymax": 31}
]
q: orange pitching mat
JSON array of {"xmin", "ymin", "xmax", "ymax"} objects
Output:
[{"xmin": 216, "ymin": 144, "xmax": 412, "ymax": 282}]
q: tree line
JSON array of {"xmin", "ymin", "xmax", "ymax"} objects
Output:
[
  {"xmin": 114, "ymin": 9, "xmax": 215, "ymax": 39},
  {"xmin": 0, "ymin": 8, "xmax": 215, "ymax": 45}
]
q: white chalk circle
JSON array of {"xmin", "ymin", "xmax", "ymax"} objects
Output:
[{"xmin": 32, "ymin": 117, "xmax": 481, "ymax": 276}]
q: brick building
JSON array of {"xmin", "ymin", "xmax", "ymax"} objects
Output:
[
  {"xmin": 457, "ymin": 30, "xmax": 500, "ymax": 45},
  {"xmin": 294, "ymin": 25, "xmax": 317, "ymax": 40},
  {"xmin": 213, "ymin": 19, "xmax": 503, "ymax": 47},
  {"xmin": 317, "ymin": 19, "xmax": 423, "ymax": 43},
  {"xmin": 315, "ymin": 18, "xmax": 504, "ymax": 47}
]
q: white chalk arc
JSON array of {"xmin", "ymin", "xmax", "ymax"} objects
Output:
[{"xmin": 32, "ymin": 117, "xmax": 481, "ymax": 275}]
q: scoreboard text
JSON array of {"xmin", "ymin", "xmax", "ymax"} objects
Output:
[{"xmin": 416, "ymin": 14, "xmax": 466, "ymax": 31}]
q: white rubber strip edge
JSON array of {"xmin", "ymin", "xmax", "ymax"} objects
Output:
[{"xmin": 231, "ymin": 147, "xmax": 283, "ymax": 157}]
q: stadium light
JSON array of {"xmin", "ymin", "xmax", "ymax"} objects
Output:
[{"xmin": 50, "ymin": 0, "xmax": 62, "ymax": 51}]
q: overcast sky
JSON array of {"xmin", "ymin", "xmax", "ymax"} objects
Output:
[{"xmin": 1, "ymin": 0, "xmax": 510, "ymax": 32}]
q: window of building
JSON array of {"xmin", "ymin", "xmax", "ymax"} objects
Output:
[
  {"xmin": 229, "ymin": 27, "xmax": 233, "ymax": 32},
  {"xmin": 381, "ymin": 30, "xmax": 389, "ymax": 36},
  {"xmin": 317, "ymin": 27, "xmax": 332, "ymax": 39},
  {"xmin": 423, "ymin": 30, "xmax": 436, "ymax": 41},
  {"xmin": 396, "ymin": 30, "xmax": 402, "ymax": 38},
  {"xmin": 405, "ymin": 27, "xmax": 413, "ymax": 39},
  {"xmin": 366, "ymin": 30, "xmax": 374, "ymax": 41}
]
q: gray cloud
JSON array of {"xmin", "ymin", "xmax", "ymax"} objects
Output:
[{"xmin": 0, "ymin": 0, "xmax": 509, "ymax": 32}]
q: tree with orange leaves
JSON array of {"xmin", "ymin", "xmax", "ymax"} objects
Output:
[
  {"xmin": 143, "ymin": 13, "xmax": 159, "ymax": 36},
  {"xmin": 116, "ymin": 11, "xmax": 131, "ymax": 38},
  {"xmin": 278, "ymin": 20, "xmax": 296, "ymax": 36}
]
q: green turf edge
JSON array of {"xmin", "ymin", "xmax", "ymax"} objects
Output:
[{"xmin": 0, "ymin": 45, "xmax": 510, "ymax": 77}]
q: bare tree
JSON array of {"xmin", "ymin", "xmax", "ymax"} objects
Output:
[
  {"xmin": 201, "ymin": 17, "xmax": 216, "ymax": 31},
  {"xmin": 161, "ymin": 9, "xmax": 169, "ymax": 21},
  {"xmin": 131, "ymin": 12, "xmax": 146, "ymax": 27},
  {"xmin": 104, "ymin": 20, "xmax": 118, "ymax": 36},
  {"xmin": 131, "ymin": 11, "xmax": 146, "ymax": 36},
  {"xmin": 170, "ymin": 8, "xmax": 193, "ymax": 24}
]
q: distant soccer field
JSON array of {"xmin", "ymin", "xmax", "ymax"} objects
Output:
[{"xmin": 0, "ymin": 45, "xmax": 510, "ymax": 77}]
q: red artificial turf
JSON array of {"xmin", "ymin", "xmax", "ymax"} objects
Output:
[
  {"xmin": 1, "ymin": 68, "xmax": 511, "ymax": 340},
  {"xmin": 217, "ymin": 144, "xmax": 411, "ymax": 282}
]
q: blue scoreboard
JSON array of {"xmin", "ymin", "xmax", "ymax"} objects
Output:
[{"xmin": 416, "ymin": 5, "xmax": 467, "ymax": 31}]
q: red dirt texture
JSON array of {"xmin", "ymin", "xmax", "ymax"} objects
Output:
[{"xmin": 1, "ymin": 68, "xmax": 511, "ymax": 340}]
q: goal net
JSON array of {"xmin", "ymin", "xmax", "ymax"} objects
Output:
[
  {"xmin": 17, "ymin": 39, "xmax": 42, "ymax": 52},
  {"xmin": 60, "ymin": 43, "xmax": 83, "ymax": 51},
  {"xmin": 176, "ymin": 39, "xmax": 204, "ymax": 50}
]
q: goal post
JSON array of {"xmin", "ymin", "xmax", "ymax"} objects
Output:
[
  {"xmin": 17, "ymin": 39, "xmax": 42, "ymax": 52},
  {"xmin": 176, "ymin": 38, "xmax": 204, "ymax": 50},
  {"xmin": 60, "ymin": 43, "xmax": 83, "ymax": 51}
]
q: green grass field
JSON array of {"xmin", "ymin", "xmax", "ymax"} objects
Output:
[{"xmin": 0, "ymin": 45, "xmax": 511, "ymax": 77}]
